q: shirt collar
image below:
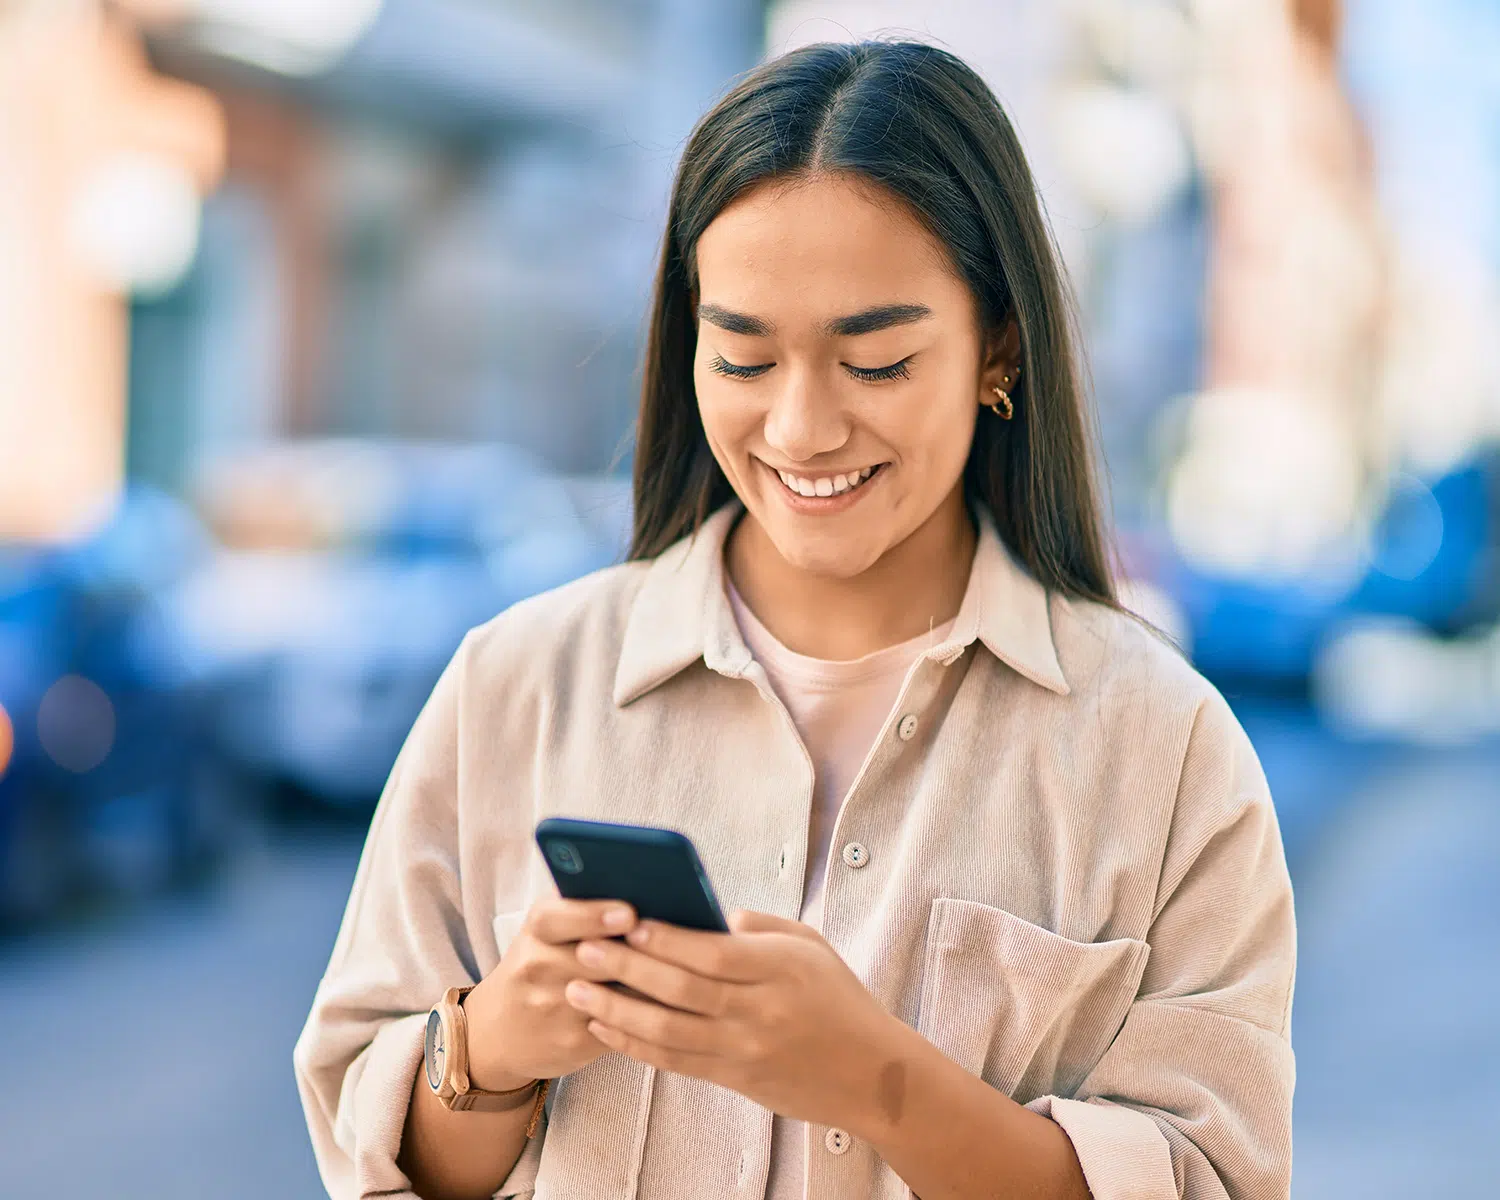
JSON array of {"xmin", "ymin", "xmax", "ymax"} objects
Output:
[{"xmin": 613, "ymin": 501, "xmax": 1070, "ymax": 707}]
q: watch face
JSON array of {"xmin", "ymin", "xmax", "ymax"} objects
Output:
[{"xmin": 424, "ymin": 1008, "xmax": 446, "ymax": 1092}]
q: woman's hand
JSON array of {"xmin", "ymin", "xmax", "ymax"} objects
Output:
[
  {"xmin": 461, "ymin": 892, "xmax": 646, "ymax": 1089},
  {"xmin": 560, "ymin": 909, "xmax": 901, "ymax": 1129}
]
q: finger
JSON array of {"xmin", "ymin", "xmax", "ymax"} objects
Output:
[
  {"xmin": 585, "ymin": 1018, "xmax": 730, "ymax": 1080},
  {"xmin": 727, "ymin": 908, "xmax": 809, "ymax": 936},
  {"xmin": 561, "ymin": 948, "xmax": 657, "ymax": 1001},
  {"xmin": 573, "ymin": 938, "xmax": 729, "ymax": 1016},
  {"xmin": 563, "ymin": 978, "xmax": 720, "ymax": 1055},
  {"xmin": 528, "ymin": 896, "xmax": 636, "ymax": 945},
  {"xmin": 622, "ymin": 918, "xmax": 772, "ymax": 983},
  {"xmin": 522, "ymin": 933, "xmax": 656, "ymax": 1007}
]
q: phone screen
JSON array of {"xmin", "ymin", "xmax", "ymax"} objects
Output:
[{"xmin": 535, "ymin": 816, "xmax": 730, "ymax": 934}]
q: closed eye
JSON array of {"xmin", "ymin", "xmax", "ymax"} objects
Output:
[
  {"xmin": 707, "ymin": 354, "xmax": 770, "ymax": 380},
  {"xmin": 708, "ymin": 354, "xmax": 914, "ymax": 382},
  {"xmin": 846, "ymin": 358, "xmax": 912, "ymax": 382}
]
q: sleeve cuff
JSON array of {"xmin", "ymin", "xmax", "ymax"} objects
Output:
[
  {"xmin": 333, "ymin": 1010, "xmax": 549, "ymax": 1199},
  {"xmin": 1025, "ymin": 1095, "xmax": 1177, "ymax": 1200},
  {"xmin": 335, "ymin": 1011, "xmax": 428, "ymax": 1196}
]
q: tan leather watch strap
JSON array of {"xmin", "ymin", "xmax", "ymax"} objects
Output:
[{"xmin": 438, "ymin": 986, "xmax": 551, "ymax": 1134}]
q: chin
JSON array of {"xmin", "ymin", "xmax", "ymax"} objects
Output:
[{"xmin": 761, "ymin": 518, "xmax": 887, "ymax": 580}]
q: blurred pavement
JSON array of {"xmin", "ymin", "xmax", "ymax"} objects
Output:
[{"xmin": 0, "ymin": 822, "xmax": 359, "ymax": 1198}]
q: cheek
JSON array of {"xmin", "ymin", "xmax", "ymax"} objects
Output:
[
  {"xmin": 695, "ymin": 374, "xmax": 762, "ymax": 460},
  {"xmin": 878, "ymin": 380, "xmax": 977, "ymax": 478}
]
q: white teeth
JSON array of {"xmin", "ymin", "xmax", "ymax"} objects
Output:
[{"xmin": 774, "ymin": 464, "xmax": 880, "ymax": 499}]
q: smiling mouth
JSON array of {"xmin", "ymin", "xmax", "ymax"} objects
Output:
[{"xmin": 772, "ymin": 463, "xmax": 886, "ymax": 498}]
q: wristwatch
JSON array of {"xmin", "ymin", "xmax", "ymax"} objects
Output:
[{"xmin": 423, "ymin": 985, "xmax": 550, "ymax": 1135}]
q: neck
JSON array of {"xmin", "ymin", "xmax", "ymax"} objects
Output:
[{"xmin": 725, "ymin": 487, "xmax": 977, "ymax": 660}]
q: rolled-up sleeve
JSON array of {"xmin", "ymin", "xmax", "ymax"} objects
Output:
[
  {"xmin": 291, "ymin": 633, "xmax": 546, "ymax": 1198},
  {"xmin": 1026, "ymin": 691, "xmax": 1297, "ymax": 1200}
]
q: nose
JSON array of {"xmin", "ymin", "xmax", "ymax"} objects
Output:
[{"xmin": 762, "ymin": 371, "xmax": 850, "ymax": 464}]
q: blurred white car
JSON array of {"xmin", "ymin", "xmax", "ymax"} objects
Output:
[{"xmin": 166, "ymin": 439, "xmax": 631, "ymax": 806}]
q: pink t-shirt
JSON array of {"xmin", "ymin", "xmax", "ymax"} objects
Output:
[{"xmin": 725, "ymin": 576, "xmax": 956, "ymax": 1200}]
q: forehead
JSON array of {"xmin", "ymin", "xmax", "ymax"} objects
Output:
[{"xmin": 693, "ymin": 173, "xmax": 965, "ymax": 320}]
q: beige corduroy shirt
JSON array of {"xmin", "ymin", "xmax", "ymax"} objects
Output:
[{"xmin": 293, "ymin": 501, "xmax": 1296, "ymax": 1200}]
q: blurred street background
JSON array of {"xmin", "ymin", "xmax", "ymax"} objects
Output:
[{"xmin": 1, "ymin": 1, "xmax": 1497, "ymax": 1196}]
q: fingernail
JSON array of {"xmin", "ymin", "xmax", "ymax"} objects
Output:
[
  {"xmin": 577, "ymin": 941, "xmax": 605, "ymax": 966},
  {"xmin": 604, "ymin": 906, "xmax": 632, "ymax": 929},
  {"xmin": 626, "ymin": 923, "xmax": 649, "ymax": 945},
  {"xmin": 566, "ymin": 980, "xmax": 591, "ymax": 1004}
]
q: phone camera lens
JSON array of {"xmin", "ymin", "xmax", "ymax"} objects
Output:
[{"xmin": 548, "ymin": 840, "xmax": 583, "ymax": 874}]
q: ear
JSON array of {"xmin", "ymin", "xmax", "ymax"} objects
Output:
[{"xmin": 979, "ymin": 315, "xmax": 1022, "ymax": 398}]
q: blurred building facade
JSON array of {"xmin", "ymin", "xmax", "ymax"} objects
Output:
[
  {"xmin": 0, "ymin": 3, "xmax": 224, "ymax": 541},
  {"xmin": 2, "ymin": 0, "xmax": 764, "ymax": 541}
]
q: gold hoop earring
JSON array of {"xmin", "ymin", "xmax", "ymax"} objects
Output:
[{"xmin": 986, "ymin": 385, "xmax": 1013, "ymax": 420}]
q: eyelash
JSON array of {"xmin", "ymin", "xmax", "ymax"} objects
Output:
[{"xmin": 708, "ymin": 354, "xmax": 912, "ymax": 382}]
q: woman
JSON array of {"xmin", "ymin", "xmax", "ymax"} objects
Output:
[{"xmin": 295, "ymin": 40, "xmax": 1295, "ymax": 1200}]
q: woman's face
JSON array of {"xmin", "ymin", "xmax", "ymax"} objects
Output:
[{"xmin": 693, "ymin": 172, "xmax": 1013, "ymax": 580}]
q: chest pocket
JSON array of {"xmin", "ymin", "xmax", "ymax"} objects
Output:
[{"xmin": 915, "ymin": 897, "xmax": 1150, "ymax": 1105}]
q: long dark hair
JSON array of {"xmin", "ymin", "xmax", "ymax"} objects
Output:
[{"xmin": 628, "ymin": 39, "xmax": 1118, "ymax": 611}]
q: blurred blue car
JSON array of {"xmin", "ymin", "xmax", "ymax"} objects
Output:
[
  {"xmin": 0, "ymin": 487, "xmax": 246, "ymax": 924},
  {"xmin": 0, "ymin": 543, "xmax": 74, "ymax": 920},
  {"xmin": 1162, "ymin": 455, "xmax": 1497, "ymax": 691}
]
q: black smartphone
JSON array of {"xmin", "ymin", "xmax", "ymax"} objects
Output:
[{"xmin": 534, "ymin": 816, "xmax": 730, "ymax": 935}]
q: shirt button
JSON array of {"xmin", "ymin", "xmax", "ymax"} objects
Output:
[
  {"xmin": 897, "ymin": 713, "xmax": 919, "ymax": 741},
  {"xmin": 824, "ymin": 1127, "xmax": 852, "ymax": 1154},
  {"xmin": 840, "ymin": 841, "xmax": 868, "ymax": 869}
]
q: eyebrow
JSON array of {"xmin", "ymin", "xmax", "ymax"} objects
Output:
[{"xmin": 695, "ymin": 302, "xmax": 934, "ymax": 338}]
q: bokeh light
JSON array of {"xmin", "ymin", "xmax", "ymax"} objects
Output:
[
  {"xmin": 36, "ymin": 675, "xmax": 116, "ymax": 774},
  {"xmin": 166, "ymin": 0, "xmax": 383, "ymax": 75},
  {"xmin": 68, "ymin": 152, "xmax": 204, "ymax": 296},
  {"xmin": 0, "ymin": 701, "xmax": 13, "ymax": 779}
]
